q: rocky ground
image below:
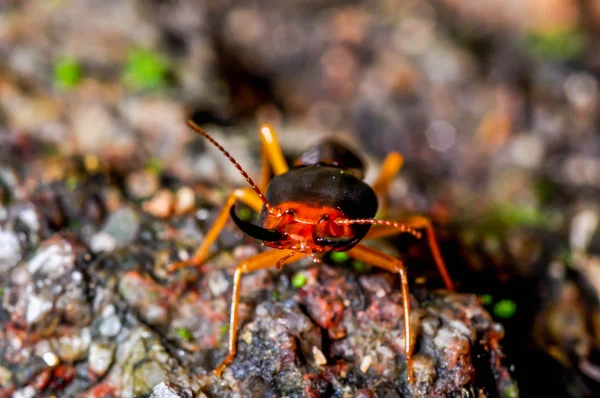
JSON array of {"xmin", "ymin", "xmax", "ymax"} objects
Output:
[{"xmin": 2, "ymin": 0, "xmax": 600, "ymax": 397}]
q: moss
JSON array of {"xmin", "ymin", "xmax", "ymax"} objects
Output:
[
  {"xmin": 238, "ymin": 207, "xmax": 252, "ymax": 221},
  {"xmin": 123, "ymin": 48, "xmax": 169, "ymax": 91},
  {"xmin": 219, "ymin": 324, "xmax": 229, "ymax": 337},
  {"xmin": 292, "ymin": 273, "xmax": 307, "ymax": 288},
  {"xmin": 493, "ymin": 299, "xmax": 517, "ymax": 319},
  {"xmin": 53, "ymin": 57, "xmax": 82, "ymax": 90},
  {"xmin": 330, "ymin": 252, "xmax": 350, "ymax": 263},
  {"xmin": 480, "ymin": 294, "xmax": 493, "ymax": 306},
  {"xmin": 351, "ymin": 260, "xmax": 370, "ymax": 272},
  {"xmin": 146, "ymin": 158, "xmax": 164, "ymax": 176},
  {"xmin": 526, "ymin": 28, "xmax": 585, "ymax": 60},
  {"xmin": 176, "ymin": 327, "xmax": 193, "ymax": 342}
]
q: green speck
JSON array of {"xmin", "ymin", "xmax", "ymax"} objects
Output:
[
  {"xmin": 53, "ymin": 57, "xmax": 82, "ymax": 90},
  {"xmin": 330, "ymin": 252, "xmax": 350, "ymax": 263},
  {"xmin": 219, "ymin": 324, "xmax": 229, "ymax": 337},
  {"xmin": 238, "ymin": 207, "xmax": 252, "ymax": 221},
  {"xmin": 486, "ymin": 203, "xmax": 549, "ymax": 230},
  {"xmin": 0, "ymin": 288, "xmax": 4, "ymax": 297},
  {"xmin": 351, "ymin": 260, "xmax": 370, "ymax": 272},
  {"xmin": 292, "ymin": 273, "xmax": 307, "ymax": 288},
  {"xmin": 526, "ymin": 28, "xmax": 585, "ymax": 60},
  {"xmin": 176, "ymin": 327, "xmax": 193, "ymax": 342},
  {"xmin": 559, "ymin": 250, "xmax": 574, "ymax": 266},
  {"xmin": 146, "ymin": 158, "xmax": 163, "ymax": 175},
  {"xmin": 503, "ymin": 383, "xmax": 519, "ymax": 398},
  {"xmin": 494, "ymin": 299, "xmax": 517, "ymax": 319},
  {"xmin": 480, "ymin": 294, "xmax": 493, "ymax": 306},
  {"xmin": 66, "ymin": 176, "xmax": 78, "ymax": 191},
  {"xmin": 68, "ymin": 219, "xmax": 81, "ymax": 229},
  {"xmin": 271, "ymin": 290, "xmax": 280, "ymax": 300},
  {"xmin": 123, "ymin": 48, "xmax": 169, "ymax": 91}
]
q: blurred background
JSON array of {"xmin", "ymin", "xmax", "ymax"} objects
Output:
[{"xmin": 2, "ymin": 0, "xmax": 600, "ymax": 397}]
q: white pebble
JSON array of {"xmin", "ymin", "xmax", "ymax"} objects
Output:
[
  {"xmin": 312, "ymin": 346, "xmax": 327, "ymax": 366},
  {"xmin": 360, "ymin": 355, "xmax": 373, "ymax": 373}
]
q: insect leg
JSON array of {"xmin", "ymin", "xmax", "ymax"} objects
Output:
[
  {"xmin": 214, "ymin": 249, "xmax": 309, "ymax": 376},
  {"xmin": 168, "ymin": 188, "xmax": 264, "ymax": 272},
  {"xmin": 365, "ymin": 216, "xmax": 454, "ymax": 290},
  {"xmin": 258, "ymin": 123, "xmax": 289, "ymax": 192},
  {"xmin": 370, "ymin": 152, "xmax": 404, "ymax": 216},
  {"xmin": 346, "ymin": 244, "xmax": 415, "ymax": 382}
]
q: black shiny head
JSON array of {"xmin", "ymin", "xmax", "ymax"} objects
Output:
[
  {"xmin": 230, "ymin": 205, "xmax": 283, "ymax": 242},
  {"xmin": 262, "ymin": 166, "xmax": 378, "ymax": 250}
]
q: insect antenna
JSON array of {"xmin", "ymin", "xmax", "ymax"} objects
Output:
[
  {"xmin": 186, "ymin": 120, "xmax": 276, "ymax": 214},
  {"xmin": 334, "ymin": 218, "xmax": 422, "ymax": 239}
]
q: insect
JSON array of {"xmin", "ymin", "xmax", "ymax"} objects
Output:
[{"xmin": 169, "ymin": 120, "xmax": 455, "ymax": 381}]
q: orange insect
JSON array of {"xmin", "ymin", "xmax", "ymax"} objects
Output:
[{"xmin": 170, "ymin": 120, "xmax": 455, "ymax": 381}]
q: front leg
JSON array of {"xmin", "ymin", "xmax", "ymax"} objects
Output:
[
  {"xmin": 168, "ymin": 188, "xmax": 264, "ymax": 272},
  {"xmin": 214, "ymin": 249, "xmax": 309, "ymax": 376}
]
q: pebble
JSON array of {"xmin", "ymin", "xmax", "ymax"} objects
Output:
[
  {"xmin": 90, "ymin": 231, "xmax": 117, "ymax": 252},
  {"xmin": 174, "ymin": 186, "xmax": 196, "ymax": 215},
  {"xmin": 570, "ymin": 209, "xmax": 598, "ymax": 252},
  {"xmin": 127, "ymin": 170, "xmax": 160, "ymax": 200},
  {"xmin": 88, "ymin": 342, "xmax": 115, "ymax": 376},
  {"xmin": 26, "ymin": 294, "xmax": 53, "ymax": 325},
  {"xmin": 0, "ymin": 365, "xmax": 11, "ymax": 387},
  {"xmin": 151, "ymin": 382, "xmax": 194, "ymax": 398},
  {"xmin": 94, "ymin": 207, "xmax": 140, "ymax": 250},
  {"xmin": 143, "ymin": 189, "xmax": 175, "ymax": 219},
  {"xmin": 312, "ymin": 346, "xmax": 327, "ymax": 366},
  {"xmin": 99, "ymin": 314, "xmax": 123, "ymax": 337},
  {"xmin": 0, "ymin": 229, "xmax": 21, "ymax": 273},
  {"xmin": 54, "ymin": 330, "xmax": 91, "ymax": 362},
  {"xmin": 360, "ymin": 355, "xmax": 372, "ymax": 373}
]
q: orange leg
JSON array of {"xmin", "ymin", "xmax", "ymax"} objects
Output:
[
  {"xmin": 258, "ymin": 123, "xmax": 289, "ymax": 192},
  {"xmin": 214, "ymin": 249, "xmax": 309, "ymax": 376},
  {"xmin": 346, "ymin": 244, "xmax": 415, "ymax": 382},
  {"xmin": 371, "ymin": 152, "xmax": 404, "ymax": 216},
  {"xmin": 168, "ymin": 188, "xmax": 264, "ymax": 272},
  {"xmin": 366, "ymin": 216, "xmax": 455, "ymax": 291}
]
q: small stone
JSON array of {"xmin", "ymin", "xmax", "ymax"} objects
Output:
[
  {"xmin": 97, "ymin": 207, "xmax": 140, "ymax": 249},
  {"xmin": 99, "ymin": 315, "xmax": 122, "ymax": 337},
  {"xmin": 42, "ymin": 351, "xmax": 60, "ymax": 366},
  {"xmin": 55, "ymin": 331, "xmax": 91, "ymax": 362},
  {"xmin": 143, "ymin": 189, "xmax": 175, "ymax": 219},
  {"xmin": 88, "ymin": 342, "xmax": 115, "ymax": 376},
  {"xmin": 126, "ymin": 170, "xmax": 160, "ymax": 200},
  {"xmin": 360, "ymin": 355, "xmax": 372, "ymax": 373},
  {"xmin": 312, "ymin": 346, "xmax": 327, "ymax": 366},
  {"xmin": 570, "ymin": 209, "xmax": 598, "ymax": 252},
  {"xmin": 0, "ymin": 365, "xmax": 12, "ymax": 387},
  {"xmin": 26, "ymin": 294, "xmax": 53, "ymax": 325},
  {"xmin": 13, "ymin": 386, "xmax": 37, "ymax": 398},
  {"xmin": 174, "ymin": 186, "xmax": 196, "ymax": 215},
  {"xmin": 150, "ymin": 381, "xmax": 193, "ymax": 398},
  {"xmin": 0, "ymin": 229, "xmax": 21, "ymax": 273},
  {"xmin": 90, "ymin": 231, "xmax": 117, "ymax": 252},
  {"xmin": 207, "ymin": 271, "xmax": 230, "ymax": 297}
]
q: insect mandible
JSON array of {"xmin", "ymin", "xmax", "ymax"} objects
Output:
[{"xmin": 169, "ymin": 120, "xmax": 455, "ymax": 381}]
